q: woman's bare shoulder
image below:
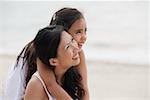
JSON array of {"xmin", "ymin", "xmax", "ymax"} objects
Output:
[{"xmin": 24, "ymin": 76, "xmax": 47, "ymax": 100}]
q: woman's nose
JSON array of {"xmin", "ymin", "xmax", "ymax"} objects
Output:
[{"xmin": 72, "ymin": 42, "xmax": 79, "ymax": 53}]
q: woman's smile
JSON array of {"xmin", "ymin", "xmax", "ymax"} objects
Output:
[{"xmin": 72, "ymin": 53, "xmax": 79, "ymax": 60}]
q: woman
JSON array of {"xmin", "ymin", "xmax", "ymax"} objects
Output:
[
  {"xmin": 24, "ymin": 25, "xmax": 84, "ymax": 100},
  {"xmin": 4, "ymin": 7, "xmax": 89, "ymax": 100}
]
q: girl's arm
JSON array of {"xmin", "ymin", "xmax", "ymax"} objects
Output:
[
  {"xmin": 37, "ymin": 63, "xmax": 72, "ymax": 100},
  {"xmin": 77, "ymin": 50, "xmax": 89, "ymax": 100}
]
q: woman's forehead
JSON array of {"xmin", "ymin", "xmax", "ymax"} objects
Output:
[
  {"xmin": 61, "ymin": 31, "xmax": 72, "ymax": 41},
  {"xmin": 57, "ymin": 31, "xmax": 72, "ymax": 51}
]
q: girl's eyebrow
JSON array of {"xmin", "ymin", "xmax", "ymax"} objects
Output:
[
  {"xmin": 74, "ymin": 29, "xmax": 82, "ymax": 31},
  {"xmin": 74, "ymin": 28, "xmax": 87, "ymax": 32}
]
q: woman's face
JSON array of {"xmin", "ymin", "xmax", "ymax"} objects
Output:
[
  {"xmin": 68, "ymin": 18, "xmax": 87, "ymax": 49},
  {"xmin": 56, "ymin": 31, "xmax": 80, "ymax": 69}
]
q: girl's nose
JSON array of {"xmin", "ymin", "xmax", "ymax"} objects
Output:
[{"xmin": 81, "ymin": 33, "xmax": 87, "ymax": 43}]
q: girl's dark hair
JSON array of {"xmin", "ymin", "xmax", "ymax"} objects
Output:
[
  {"xmin": 16, "ymin": 7, "xmax": 85, "ymax": 99},
  {"xmin": 50, "ymin": 7, "xmax": 84, "ymax": 31}
]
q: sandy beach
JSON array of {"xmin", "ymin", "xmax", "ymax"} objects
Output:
[{"xmin": 0, "ymin": 55, "xmax": 148, "ymax": 100}]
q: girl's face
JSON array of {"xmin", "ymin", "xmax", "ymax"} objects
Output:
[
  {"xmin": 68, "ymin": 18, "xmax": 87, "ymax": 49},
  {"xmin": 56, "ymin": 31, "xmax": 80, "ymax": 70}
]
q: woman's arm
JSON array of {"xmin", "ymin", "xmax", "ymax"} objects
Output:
[
  {"xmin": 37, "ymin": 63, "xmax": 72, "ymax": 100},
  {"xmin": 77, "ymin": 50, "xmax": 89, "ymax": 100}
]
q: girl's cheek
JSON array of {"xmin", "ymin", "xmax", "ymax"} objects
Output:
[{"xmin": 75, "ymin": 36, "xmax": 81, "ymax": 43}]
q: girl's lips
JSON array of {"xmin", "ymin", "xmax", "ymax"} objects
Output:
[
  {"xmin": 78, "ymin": 45, "xmax": 82, "ymax": 48},
  {"xmin": 78, "ymin": 43, "xmax": 83, "ymax": 48}
]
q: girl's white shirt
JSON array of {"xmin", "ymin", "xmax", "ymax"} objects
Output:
[
  {"xmin": 3, "ymin": 58, "xmax": 55, "ymax": 100},
  {"xmin": 4, "ymin": 57, "xmax": 28, "ymax": 100}
]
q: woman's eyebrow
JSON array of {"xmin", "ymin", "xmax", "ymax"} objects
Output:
[
  {"xmin": 64, "ymin": 42, "xmax": 70, "ymax": 50},
  {"xmin": 66, "ymin": 42, "xmax": 71, "ymax": 46},
  {"xmin": 64, "ymin": 38, "xmax": 73, "ymax": 49}
]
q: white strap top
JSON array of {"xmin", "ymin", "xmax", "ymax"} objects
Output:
[{"xmin": 33, "ymin": 71, "xmax": 55, "ymax": 100}]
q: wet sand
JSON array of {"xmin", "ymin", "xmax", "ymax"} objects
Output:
[
  {"xmin": 87, "ymin": 60, "xmax": 148, "ymax": 100},
  {"xmin": 0, "ymin": 55, "xmax": 149, "ymax": 100}
]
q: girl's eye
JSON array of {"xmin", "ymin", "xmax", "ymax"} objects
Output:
[
  {"xmin": 85, "ymin": 28, "xmax": 87, "ymax": 32},
  {"xmin": 75, "ymin": 30, "xmax": 81, "ymax": 34}
]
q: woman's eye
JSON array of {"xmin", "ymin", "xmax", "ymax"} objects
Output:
[
  {"xmin": 67, "ymin": 45, "xmax": 70, "ymax": 49},
  {"xmin": 71, "ymin": 38, "xmax": 74, "ymax": 42}
]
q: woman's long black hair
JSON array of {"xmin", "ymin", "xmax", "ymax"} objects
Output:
[{"xmin": 16, "ymin": 8, "xmax": 85, "ymax": 99}]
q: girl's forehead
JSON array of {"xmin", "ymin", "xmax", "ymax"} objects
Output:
[
  {"xmin": 69, "ymin": 18, "xmax": 87, "ymax": 32},
  {"xmin": 71, "ymin": 18, "xmax": 86, "ymax": 28}
]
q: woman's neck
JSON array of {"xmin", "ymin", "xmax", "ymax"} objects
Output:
[
  {"xmin": 54, "ymin": 66, "xmax": 67, "ymax": 85},
  {"xmin": 36, "ymin": 58, "xmax": 67, "ymax": 85}
]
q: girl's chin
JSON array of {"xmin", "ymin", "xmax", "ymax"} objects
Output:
[{"xmin": 79, "ymin": 48, "xmax": 82, "ymax": 52}]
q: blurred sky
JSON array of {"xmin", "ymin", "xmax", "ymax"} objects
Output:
[{"xmin": 0, "ymin": 1, "xmax": 149, "ymax": 65}]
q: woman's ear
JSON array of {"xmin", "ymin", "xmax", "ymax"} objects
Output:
[{"xmin": 49, "ymin": 58, "xmax": 58, "ymax": 66}]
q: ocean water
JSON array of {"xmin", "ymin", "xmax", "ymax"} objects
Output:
[{"xmin": 0, "ymin": 1, "xmax": 149, "ymax": 65}]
